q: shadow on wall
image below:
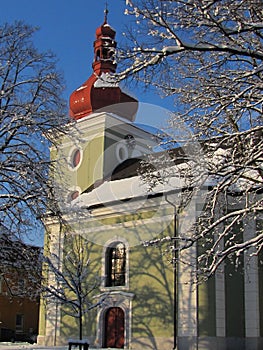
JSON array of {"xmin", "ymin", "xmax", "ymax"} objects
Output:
[
  {"xmin": 129, "ymin": 224, "xmax": 174, "ymax": 349},
  {"xmin": 53, "ymin": 240, "xmax": 102, "ymax": 345}
]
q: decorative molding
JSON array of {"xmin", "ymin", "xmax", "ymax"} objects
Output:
[{"xmin": 94, "ymin": 291, "xmax": 135, "ymax": 349}]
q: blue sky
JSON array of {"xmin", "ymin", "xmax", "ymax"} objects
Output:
[{"xmin": 2, "ymin": 0, "xmax": 175, "ymax": 127}]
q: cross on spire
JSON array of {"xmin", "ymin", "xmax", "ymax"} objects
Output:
[{"xmin": 104, "ymin": 1, "xmax": 109, "ymax": 23}]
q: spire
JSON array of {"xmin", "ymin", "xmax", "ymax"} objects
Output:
[
  {"xmin": 92, "ymin": 9, "xmax": 117, "ymax": 75},
  {"xmin": 104, "ymin": 1, "xmax": 109, "ymax": 24}
]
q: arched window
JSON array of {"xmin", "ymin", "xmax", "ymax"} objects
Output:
[{"xmin": 106, "ymin": 242, "xmax": 126, "ymax": 287}]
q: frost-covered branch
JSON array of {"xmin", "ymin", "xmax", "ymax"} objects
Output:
[{"xmin": 121, "ymin": 1, "xmax": 263, "ymax": 277}]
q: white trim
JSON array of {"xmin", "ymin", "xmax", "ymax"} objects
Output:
[
  {"xmin": 44, "ymin": 224, "xmax": 65, "ymax": 345},
  {"xmin": 68, "ymin": 146, "xmax": 83, "ymax": 171}
]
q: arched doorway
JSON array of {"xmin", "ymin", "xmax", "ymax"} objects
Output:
[{"xmin": 104, "ymin": 307, "xmax": 124, "ymax": 348}]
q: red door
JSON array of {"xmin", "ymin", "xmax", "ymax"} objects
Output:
[{"xmin": 104, "ymin": 307, "xmax": 124, "ymax": 348}]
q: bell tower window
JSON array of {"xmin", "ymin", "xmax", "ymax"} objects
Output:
[
  {"xmin": 102, "ymin": 47, "xmax": 108, "ymax": 59},
  {"xmin": 95, "ymin": 50, "xmax": 100, "ymax": 61}
]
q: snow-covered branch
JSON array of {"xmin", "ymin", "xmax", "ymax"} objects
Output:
[{"xmin": 121, "ymin": 1, "xmax": 262, "ymax": 278}]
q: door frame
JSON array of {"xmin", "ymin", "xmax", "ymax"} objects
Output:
[{"xmin": 95, "ymin": 291, "xmax": 134, "ymax": 349}]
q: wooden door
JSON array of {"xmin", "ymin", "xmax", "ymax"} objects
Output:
[{"xmin": 104, "ymin": 307, "xmax": 124, "ymax": 348}]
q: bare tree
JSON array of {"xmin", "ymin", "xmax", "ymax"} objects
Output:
[
  {"xmin": 43, "ymin": 233, "xmax": 106, "ymax": 341},
  {"xmin": 119, "ymin": 0, "xmax": 263, "ymax": 277},
  {"xmin": 0, "ymin": 233, "xmax": 41, "ymax": 299},
  {"xmin": 0, "ymin": 21, "xmax": 70, "ymax": 246}
]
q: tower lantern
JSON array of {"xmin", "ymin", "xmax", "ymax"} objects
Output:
[{"xmin": 92, "ymin": 9, "xmax": 117, "ymax": 75}]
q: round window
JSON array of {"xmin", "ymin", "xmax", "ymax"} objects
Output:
[
  {"xmin": 69, "ymin": 147, "xmax": 82, "ymax": 170},
  {"xmin": 72, "ymin": 149, "xmax": 81, "ymax": 167},
  {"xmin": 68, "ymin": 190, "xmax": 80, "ymax": 203}
]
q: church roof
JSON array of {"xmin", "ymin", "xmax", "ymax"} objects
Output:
[
  {"xmin": 72, "ymin": 159, "xmax": 188, "ymax": 210},
  {"xmin": 72, "ymin": 172, "xmax": 181, "ymax": 209}
]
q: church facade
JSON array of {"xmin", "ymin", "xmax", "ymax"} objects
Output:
[{"xmin": 37, "ymin": 14, "xmax": 263, "ymax": 350}]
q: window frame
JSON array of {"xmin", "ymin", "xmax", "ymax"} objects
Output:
[{"xmin": 102, "ymin": 239, "xmax": 129, "ymax": 290}]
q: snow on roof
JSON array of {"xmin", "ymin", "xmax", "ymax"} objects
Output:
[
  {"xmin": 73, "ymin": 171, "xmax": 185, "ymax": 209},
  {"xmin": 72, "ymin": 163, "xmax": 258, "ymax": 211},
  {"xmin": 76, "ymin": 85, "xmax": 87, "ymax": 91},
  {"xmin": 101, "ymin": 36, "xmax": 115, "ymax": 40},
  {"xmin": 94, "ymin": 72, "xmax": 118, "ymax": 88},
  {"xmin": 103, "ymin": 23, "xmax": 115, "ymax": 30}
]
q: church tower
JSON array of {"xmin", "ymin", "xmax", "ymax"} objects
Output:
[
  {"xmin": 37, "ymin": 12, "xmax": 175, "ymax": 349},
  {"xmin": 55, "ymin": 10, "xmax": 155, "ymax": 202}
]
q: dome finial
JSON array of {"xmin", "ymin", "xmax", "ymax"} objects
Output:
[{"xmin": 104, "ymin": 1, "xmax": 109, "ymax": 23}]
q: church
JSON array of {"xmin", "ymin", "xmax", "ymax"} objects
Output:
[{"xmin": 37, "ymin": 12, "xmax": 263, "ymax": 350}]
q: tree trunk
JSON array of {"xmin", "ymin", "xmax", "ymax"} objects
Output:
[{"xmin": 79, "ymin": 309, "xmax": 83, "ymax": 340}]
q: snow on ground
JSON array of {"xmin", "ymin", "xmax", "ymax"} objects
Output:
[
  {"xmin": 0, "ymin": 344, "xmax": 67, "ymax": 350},
  {"xmin": 0, "ymin": 343, "xmax": 99, "ymax": 350}
]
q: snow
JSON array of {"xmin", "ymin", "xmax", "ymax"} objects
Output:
[
  {"xmin": 94, "ymin": 72, "xmax": 118, "ymax": 88},
  {"xmin": 162, "ymin": 46, "xmax": 182, "ymax": 54},
  {"xmin": 101, "ymin": 23, "xmax": 116, "ymax": 34},
  {"xmin": 0, "ymin": 344, "xmax": 65, "ymax": 350},
  {"xmin": 73, "ymin": 168, "xmax": 185, "ymax": 209},
  {"xmin": 101, "ymin": 36, "xmax": 114, "ymax": 40},
  {"xmin": 68, "ymin": 339, "xmax": 89, "ymax": 344},
  {"xmin": 71, "ymin": 142, "xmax": 259, "ymax": 211},
  {"xmin": 76, "ymin": 85, "xmax": 87, "ymax": 91},
  {"xmin": 0, "ymin": 343, "xmax": 99, "ymax": 350}
]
